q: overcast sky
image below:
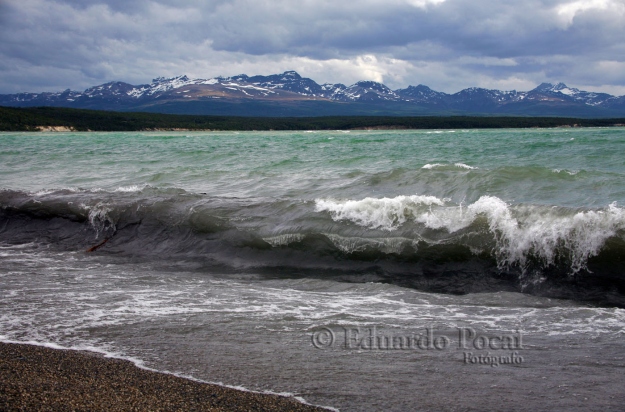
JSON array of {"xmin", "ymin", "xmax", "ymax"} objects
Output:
[{"xmin": 1, "ymin": 0, "xmax": 624, "ymax": 95}]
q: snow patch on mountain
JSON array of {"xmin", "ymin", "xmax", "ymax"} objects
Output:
[{"xmin": 2, "ymin": 72, "xmax": 625, "ymax": 115}]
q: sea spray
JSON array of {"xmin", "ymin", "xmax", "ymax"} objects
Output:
[{"xmin": 315, "ymin": 195, "xmax": 625, "ymax": 276}]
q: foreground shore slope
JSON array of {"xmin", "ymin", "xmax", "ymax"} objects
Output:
[{"xmin": 0, "ymin": 342, "xmax": 328, "ymax": 412}]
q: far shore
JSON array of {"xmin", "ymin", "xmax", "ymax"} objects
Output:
[{"xmin": 26, "ymin": 123, "xmax": 625, "ymax": 132}]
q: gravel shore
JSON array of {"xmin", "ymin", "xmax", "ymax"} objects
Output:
[{"xmin": 0, "ymin": 342, "xmax": 330, "ymax": 411}]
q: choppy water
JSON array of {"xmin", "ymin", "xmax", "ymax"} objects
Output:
[{"xmin": 1, "ymin": 129, "xmax": 625, "ymax": 410}]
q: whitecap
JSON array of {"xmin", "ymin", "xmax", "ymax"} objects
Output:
[
  {"xmin": 422, "ymin": 163, "xmax": 444, "ymax": 169},
  {"xmin": 315, "ymin": 195, "xmax": 448, "ymax": 231},
  {"xmin": 454, "ymin": 163, "xmax": 478, "ymax": 170},
  {"xmin": 316, "ymin": 194, "xmax": 625, "ymax": 275}
]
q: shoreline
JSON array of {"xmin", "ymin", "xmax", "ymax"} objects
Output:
[
  {"xmin": 0, "ymin": 342, "xmax": 331, "ymax": 411},
  {"xmin": 18, "ymin": 123, "xmax": 625, "ymax": 132}
]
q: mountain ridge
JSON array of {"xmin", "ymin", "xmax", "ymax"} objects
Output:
[{"xmin": 2, "ymin": 71, "xmax": 624, "ymax": 117}]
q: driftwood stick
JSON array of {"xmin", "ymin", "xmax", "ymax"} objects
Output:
[{"xmin": 86, "ymin": 237, "xmax": 109, "ymax": 253}]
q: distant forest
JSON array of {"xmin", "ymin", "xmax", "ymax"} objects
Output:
[{"xmin": 1, "ymin": 106, "xmax": 625, "ymax": 132}]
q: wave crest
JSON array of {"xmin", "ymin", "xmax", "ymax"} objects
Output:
[
  {"xmin": 315, "ymin": 195, "xmax": 448, "ymax": 231},
  {"xmin": 316, "ymin": 195, "xmax": 625, "ymax": 275}
]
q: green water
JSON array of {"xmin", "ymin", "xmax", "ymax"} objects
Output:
[{"xmin": 1, "ymin": 128, "xmax": 624, "ymax": 207}]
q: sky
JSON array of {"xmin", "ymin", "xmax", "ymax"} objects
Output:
[{"xmin": 1, "ymin": 0, "xmax": 625, "ymax": 95}]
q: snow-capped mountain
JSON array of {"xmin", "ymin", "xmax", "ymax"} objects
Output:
[
  {"xmin": 395, "ymin": 85, "xmax": 448, "ymax": 105},
  {"xmin": 445, "ymin": 87, "xmax": 525, "ymax": 110},
  {"xmin": 525, "ymin": 82, "xmax": 616, "ymax": 106},
  {"xmin": 1, "ymin": 72, "xmax": 624, "ymax": 117},
  {"xmin": 328, "ymin": 81, "xmax": 401, "ymax": 102}
]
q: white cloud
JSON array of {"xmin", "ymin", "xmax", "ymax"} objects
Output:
[
  {"xmin": 301, "ymin": 55, "xmax": 405, "ymax": 85},
  {"xmin": 555, "ymin": 0, "xmax": 625, "ymax": 28},
  {"xmin": 405, "ymin": 0, "xmax": 447, "ymax": 8},
  {"xmin": 580, "ymin": 84, "xmax": 625, "ymax": 95}
]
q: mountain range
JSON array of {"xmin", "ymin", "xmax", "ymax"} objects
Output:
[{"xmin": 2, "ymin": 71, "xmax": 625, "ymax": 117}]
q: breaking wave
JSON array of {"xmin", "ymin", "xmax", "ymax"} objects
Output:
[
  {"xmin": 315, "ymin": 195, "xmax": 625, "ymax": 276},
  {"xmin": 2, "ymin": 188, "xmax": 625, "ymax": 306}
]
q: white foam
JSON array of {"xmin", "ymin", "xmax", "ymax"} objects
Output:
[
  {"xmin": 422, "ymin": 163, "xmax": 444, "ymax": 169},
  {"xmin": 422, "ymin": 163, "xmax": 477, "ymax": 170},
  {"xmin": 113, "ymin": 184, "xmax": 149, "ymax": 192},
  {"xmin": 552, "ymin": 168, "xmax": 578, "ymax": 175},
  {"xmin": 33, "ymin": 189, "xmax": 57, "ymax": 196},
  {"xmin": 325, "ymin": 233, "xmax": 420, "ymax": 254},
  {"xmin": 454, "ymin": 163, "xmax": 478, "ymax": 170},
  {"xmin": 316, "ymin": 194, "xmax": 625, "ymax": 274},
  {"xmin": 29, "ymin": 187, "xmax": 86, "ymax": 195},
  {"xmin": 465, "ymin": 198, "xmax": 625, "ymax": 274},
  {"xmin": 263, "ymin": 233, "xmax": 306, "ymax": 247},
  {"xmin": 315, "ymin": 195, "xmax": 447, "ymax": 231},
  {"xmin": 80, "ymin": 202, "xmax": 116, "ymax": 235}
]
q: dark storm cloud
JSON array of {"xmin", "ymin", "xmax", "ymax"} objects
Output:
[
  {"xmin": 199, "ymin": 0, "xmax": 624, "ymax": 59},
  {"xmin": 0, "ymin": 0, "xmax": 624, "ymax": 94}
]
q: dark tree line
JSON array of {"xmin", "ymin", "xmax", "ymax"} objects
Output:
[{"xmin": 1, "ymin": 106, "xmax": 624, "ymax": 132}]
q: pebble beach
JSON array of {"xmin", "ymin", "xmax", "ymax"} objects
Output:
[{"xmin": 0, "ymin": 343, "xmax": 328, "ymax": 411}]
